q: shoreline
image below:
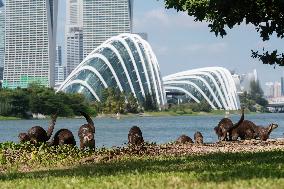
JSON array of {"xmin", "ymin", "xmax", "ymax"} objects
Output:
[{"xmin": 0, "ymin": 110, "xmax": 273, "ymax": 121}]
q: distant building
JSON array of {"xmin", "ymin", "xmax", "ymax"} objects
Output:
[
  {"xmin": 3, "ymin": 0, "xmax": 58, "ymax": 88},
  {"xmin": 66, "ymin": 27, "xmax": 83, "ymax": 76},
  {"xmin": 83, "ymin": 0, "xmax": 133, "ymax": 57},
  {"xmin": 273, "ymin": 82, "xmax": 281, "ymax": 98},
  {"xmin": 239, "ymin": 69, "xmax": 258, "ymax": 92},
  {"xmin": 265, "ymin": 82, "xmax": 274, "ymax": 98},
  {"xmin": 0, "ymin": 0, "xmax": 4, "ymax": 78},
  {"xmin": 55, "ymin": 46, "xmax": 65, "ymax": 85}
]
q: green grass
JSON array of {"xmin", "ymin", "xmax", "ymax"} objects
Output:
[
  {"xmin": 0, "ymin": 116, "xmax": 21, "ymax": 121},
  {"xmin": 1, "ymin": 144, "xmax": 284, "ymax": 189}
]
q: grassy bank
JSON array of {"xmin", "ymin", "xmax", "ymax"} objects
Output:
[
  {"xmin": 0, "ymin": 116, "xmax": 21, "ymax": 121},
  {"xmin": 0, "ymin": 142, "xmax": 284, "ymax": 189}
]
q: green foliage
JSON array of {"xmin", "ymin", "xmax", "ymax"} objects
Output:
[
  {"xmin": 143, "ymin": 93, "xmax": 158, "ymax": 111},
  {"xmin": 164, "ymin": 0, "xmax": 284, "ymax": 66},
  {"xmin": 94, "ymin": 88, "xmax": 141, "ymax": 114},
  {"xmin": 168, "ymin": 100, "xmax": 212, "ymax": 113},
  {"xmin": 0, "ymin": 83, "xmax": 94, "ymax": 118}
]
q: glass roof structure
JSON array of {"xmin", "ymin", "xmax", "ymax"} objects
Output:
[
  {"xmin": 163, "ymin": 67, "xmax": 240, "ymax": 110},
  {"xmin": 57, "ymin": 33, "xmax": 166, "ymax": 109}
]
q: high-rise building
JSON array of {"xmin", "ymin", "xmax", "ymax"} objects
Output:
[
  {"xmin": 0, "ymin": 0, "xmax": 4, "ymax": 73},
  {"xmin": 273, "ymin": 82, "xmax": 281, "ymax": 98},
  {"xmin": 66, "ymin": 0, "xmax": 83, "ymax": 29},
  {"xmin": 265, "ymin": 82, "xmax": 274, "ymax": 98},
  {"xmin": 83, "ymin": 0, "xmax": 133, "ymax": 57},
  {"xmin": 3, "ymin": 0, "xmax": 58, "ymax": 88},
  {"xmin": 55, "ymin": 46, "xmax": 65, "ymax": 84},
  {"xmin": 65, "ymin": 0, "xmax": 83, "ymax": 78},
  {"xmin": 66, "ymin": 27, "xmax": 83, "ymax": 76}
]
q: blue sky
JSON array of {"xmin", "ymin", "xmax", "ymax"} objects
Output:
[{"xmin": 57, "ymin": 0, "xmax": 284, "ymax": 88}]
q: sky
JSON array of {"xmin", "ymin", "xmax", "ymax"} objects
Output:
[{"xmin": 57, "ymin": 0, "xmax": 284, "ymax": 89}]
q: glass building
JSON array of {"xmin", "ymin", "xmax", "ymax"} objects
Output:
[
  {"xmin": 58, "ymin": 33, "xmax": 166, "ymax": 109},
  {"xmin": 163, "ymin": 67, "xmax": 240, "ymax": 110},
  {"xmin": 0, "ymin": 0, "xmax": 4, "ymax": 71},
  {"xmin": 83, "ymin": 0, "xmax": 133, "ymax": 57},
  {"xmin": 3, "ymin": 0, "xmax": 58, "ymax": 88}
]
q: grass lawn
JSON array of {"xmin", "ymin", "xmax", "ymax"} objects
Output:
[{"xmin": 1, "ymin": 150, "xmax": 284, "ymax": 189}]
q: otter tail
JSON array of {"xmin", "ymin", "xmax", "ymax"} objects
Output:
[
  {"xmin": 79, "ymin": 111, "xmax": 95, "ymax": 132},
  {"xmin": 229, "ymin": 108, "xmax": 244, "ymax": 132},
  {"xmin": 46, "ymin": 113, "xmax": 57, "ymax": 140}
]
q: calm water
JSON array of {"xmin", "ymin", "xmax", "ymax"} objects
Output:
[{"xmin": 0, "ymin": 113, "xmax": 283, "ymax": 148}]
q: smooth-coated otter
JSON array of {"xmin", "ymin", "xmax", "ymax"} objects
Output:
[
  {"xmin": 176, "ymin": 135, "xmax": 193, "ymax": 144},
  {"xmin": 214, "ymin": 108, "xmax": 244, "ymax": 141},
  {"xmin": 128, "ymin": 126, "xmax": 144, "ymax": 146},
  {"xmin": 18, "ymin": 114, "xmax": 57, "ymax": 144},
  {"xmin": 49, "ymin": 129, "xmax": 76, "ymax": 146},
  {"xmin": 78, "ymin": 111, "xmax": 95, "ymax": 150},
  {"xmin": 230, "ymin": 121, "xmax": 278, "ymax": 141},
  {"xmin": 194, "ymin": 131, "xmax": 204, "ymax": 144},
  {"xmin": 254, "ymin": 123, "xmax": 278, "ymax": 141}
]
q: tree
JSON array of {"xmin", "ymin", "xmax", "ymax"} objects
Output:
[
  {"xmin": 125, "ymin": 93, "xmax": 139, "ymax": 113},
  {"xmin": 164, "ymin": 0, "xmax": 284, "ymax": 66},
  {"xmin": 143, "ymin": 93, "xmax": 158, "ymax": 111}
]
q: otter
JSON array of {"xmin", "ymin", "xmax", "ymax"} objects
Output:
[
  {"xmin": 78, "ymin": 111, "xmax": 95, "ymax": 150},
  {"xmin": 18, "ymin": 114, "xmax": 57, "ymax": 144},
  {"xmin": 230, "ymin": 121, "xmax": 278, "ymax": 141},
  {"xmin": 194, "ymin": 131, "xmax": 204, "ymax": 144},
  {"xmin": 254, "ymin": 123, "xmax": 278, "ymax": 141},
  {"xmin": 128, "ymin": 126, "xmax": 144, "ymax": 146},
  {"xmin": 176, "ymin": 135, "xmax": 193, "ymax": 144},
  {"xmin": 214, "ymin": 108, "xmax": 244, "ymax": 141},
  {"xmin": 49, "ymin": 129, "xmax": 76, "ymax": 146}
]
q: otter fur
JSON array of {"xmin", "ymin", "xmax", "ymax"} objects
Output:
[
  {"xmin": 230, "ymin": 120, "xmax": 278, "ymax": 141},
  {"xmin": 18, "ymin": 114, "xmax": 57, "ymax": 144},
  {"xmin": 49, "ymin": 129, "xmax": 76, "ymax": 146},
  {"xmin": 194, "ymin": 131, "xmax": 204, "ymax": 144},
  {"xmin": 176, "ymin": 135, "xmax": 193, "ymax": 144},
  {"xmin": 128, "ymin": 126, "xmax": 144, "ymax": 146},
  {"xmin": 214, "ymin": 108, "xmax": 244, "ymax": 141},
  {"xmin": 78, "ymin": 111, "xmax": 95, "ymax": 150}
]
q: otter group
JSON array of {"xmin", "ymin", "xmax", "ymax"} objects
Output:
[
  {"xmin": 214, "ymin": 108, "xmax": 278, "ymax": 141},
  {"xmin": 18, "ymin": 107, "xmax": 279, "ymax": 150},
  {"xmin": 18, "ymin": 111, "xmax": 95, "ymax": 150}
]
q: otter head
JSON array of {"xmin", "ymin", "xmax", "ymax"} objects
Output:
[
  {"xmin": 259, "ymin": 123, "xmax": 278, "ymax": 141},
  {"xmin": 18, "ymin": 133, "xmax": 30, "ymax": 143},
  {"xmin": 81, "ymin": 127, "xmax": 94, "ymax": 144}
]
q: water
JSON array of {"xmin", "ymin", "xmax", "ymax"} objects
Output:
[{"xmin": 0, "ymin": 113, "xmax": 283, "ymax": 148}]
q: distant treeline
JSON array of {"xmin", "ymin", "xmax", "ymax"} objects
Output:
[
  {"xmin": 0, "ymin": 84, "xmax": 158, "ymax": 119},
  {"xmin": 0, "ymin": 83, "xmax": 93, "ymax": 118}
]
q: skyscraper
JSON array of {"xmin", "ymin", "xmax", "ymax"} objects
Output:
[
  {"xmin": 66, "ymin": 0, "xmax": 83, "ymax": 29},
  {"xmin": 65, "ymin": 0, "xmax": 83, "ymax": 77},
  {"xmin": 66, "ymin": 27, "xmax": 83, "ymax": 76},
  {"xmin": 83, "ymin": 0, "xmax": 133, "ymax": 57},
  {"xmin": 0, "ymin": 0, "xmax": 4, "ymax": 77},
  {"xmin": 3, "ymin": 0, "xmax": 58, "ymax": 88}
]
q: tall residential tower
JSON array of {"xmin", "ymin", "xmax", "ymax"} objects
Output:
[
  {"xmin": 3, "ymin": 0, "xmax": 58, "ymax": 88},
  {"xmin": 83, "ymin": 0, "xmax": 133, "ymax": 57}
]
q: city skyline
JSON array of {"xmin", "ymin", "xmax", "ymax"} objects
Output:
[{"xmin": 54, "ymin": 1, "xmax": 284, "ymax": 89}]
